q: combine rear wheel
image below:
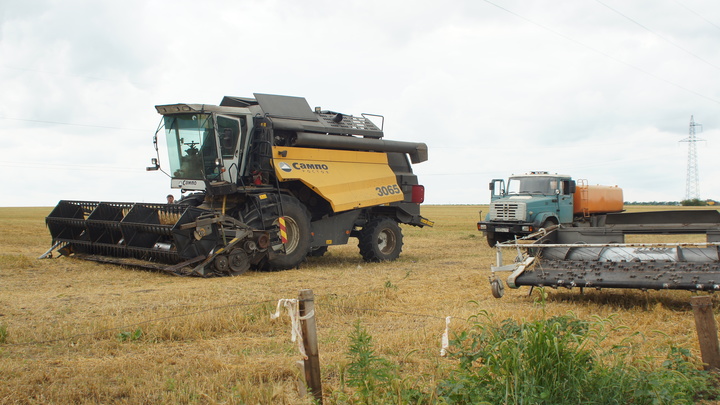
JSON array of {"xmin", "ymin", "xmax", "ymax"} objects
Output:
[{"xmin": 359, "ymin": 217, "xmax": 403, "ymax": 262}]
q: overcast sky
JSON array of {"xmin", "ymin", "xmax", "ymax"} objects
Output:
[{"xmin": 2, "ymin": 0, "xmax": 719, "ymax": 207}]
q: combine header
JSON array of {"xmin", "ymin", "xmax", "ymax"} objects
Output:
[
  {"xmin": 41, "ymin": 200, "xmax": 269, "ymax": 276},
  {"xmin": 488, "ymin": 209, "xmax": 720, "ymax": 298}
]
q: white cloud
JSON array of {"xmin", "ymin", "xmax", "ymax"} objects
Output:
[{"xmin": 2, "ymin": 0, "xmax": 720, "ymax": 207}]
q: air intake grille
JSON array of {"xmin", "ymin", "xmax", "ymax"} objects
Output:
[{"xmin": 490, "ymin": 202, "xmax": 527, "ymax": 221}]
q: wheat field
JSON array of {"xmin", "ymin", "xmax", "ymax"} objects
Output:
[{"xmin": 0, "ymin": 205, "xmax": 717, "ymax": 404}]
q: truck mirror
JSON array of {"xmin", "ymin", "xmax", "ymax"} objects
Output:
[
  {"xmin": 568, "ymin": 180, "xmax": 576, "ymax": 194},
  {"xmin": 489, "ymin": 182, "xmax": 494, "ymax": 191},
  {"xmin": 146, "ymin": 158, "xmax": 159, "ymax": 171}
]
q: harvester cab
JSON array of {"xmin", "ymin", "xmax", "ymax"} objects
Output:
[
  {"xmin": 42, "ymin": 93, "xmax": 433, "ymax": 276},
  {"xmin": 151, "ymin": 103, "xmax": 256, "ymax": 193}
]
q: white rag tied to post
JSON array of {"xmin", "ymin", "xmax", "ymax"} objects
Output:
[
  {"xmin": 440, "ymin": 316, "xmax": 451, "ymax": 357},
  {"xmin": 271, "ymin": 298, "xmax": 315, "ymax": 360}
]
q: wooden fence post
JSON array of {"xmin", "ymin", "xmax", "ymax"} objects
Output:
[
  {"xmin": 299, "ymin": 289, "xmax": 322, "ymax": 404},
  {"xmin": 691, "ymin": 295, "xmax": 720, "ymax": 370}
]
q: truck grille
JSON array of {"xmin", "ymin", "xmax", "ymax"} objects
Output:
[{"xmin": 490, "ymin": 202, "xmax": 526, "ymax": 221}]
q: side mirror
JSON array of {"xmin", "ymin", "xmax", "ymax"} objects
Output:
[
  {"xmin": 146, "ymin": 158, "xmax": 159, "ymax": 171},
  {"xmin": 488, "ymin": 182, "xmax": 494, "ymax": 191}
]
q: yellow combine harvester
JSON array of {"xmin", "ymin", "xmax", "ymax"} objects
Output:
[{"xmin": 42, "ymin": 94, "xmax": 433, "ymax": 276}]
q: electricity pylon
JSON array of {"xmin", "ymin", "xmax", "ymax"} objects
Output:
[{"xmin": 680, "ymin": 115, "xmax": 703, "ymax": 201}]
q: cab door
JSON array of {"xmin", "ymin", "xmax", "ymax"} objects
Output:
[
  {"xmin": 556, "ymin": 178, "xmax": 575, "ymax": 223},
  {"xmin": 215, "ymin": 115, "xmax": 248, "ymax": 183},
  {"xmin": 489, "ymin": 179, "xmax": 505, "ymax": 202}
]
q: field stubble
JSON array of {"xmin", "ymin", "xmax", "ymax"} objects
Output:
[{"xmin": 0, "ymin": 205, "xmax": 717, "ymax": 403}]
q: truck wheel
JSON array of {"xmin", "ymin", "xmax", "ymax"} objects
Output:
[
  {"xmin": 487, "ymin": 232, "xmax": 511, "ymax": 247},
  {"xmin": 242, "ymin": 195, "xmax": 311, "ymax": 270},
  {"xmin": 358, "ymin": 217, "xmax": 403, "ymax": 262},
  {"xmin": 486, "ymin": 232, "xmax": 497, "ymax": 247}
]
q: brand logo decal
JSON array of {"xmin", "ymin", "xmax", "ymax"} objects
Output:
[
  {"xmin": 292, "ymin": 162, "xmax": 329, "ymax": 171},
  {"xmin": 182, "ymin": 180, "xmax": 198, "ymax": 185},
  {"xmin": 279, "ymin": 162, "xmax": 292, "ymax": 172}
]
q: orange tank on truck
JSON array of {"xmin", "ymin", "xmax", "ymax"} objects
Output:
[
  {"xmin": 573, "ymin": 182, "xmax": 624, "ymax": 215},
  {"xmin": 478, "ymin": 172, "xmax": 624, "ymax": 246}
]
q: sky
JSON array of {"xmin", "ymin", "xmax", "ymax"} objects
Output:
[{"xmin": 1, "ymin": 0, "xmax": 719, "ymax": 207}]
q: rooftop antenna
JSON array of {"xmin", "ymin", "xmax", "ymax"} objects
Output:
[{"xmin": 680, "ymin": 115, "xmax": 703, "ymax": 200}]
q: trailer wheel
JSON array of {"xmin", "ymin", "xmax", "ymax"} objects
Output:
[
  {"xmin": 359, "ymin": 217, "xmax": 403, "ymax": 262},
  {"xmin": 490, "ymin": 279, "xmax": 505, "ymax": 298}
]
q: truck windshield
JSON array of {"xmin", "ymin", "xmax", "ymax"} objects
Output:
[
  {"xmin": 163, "ymin": 114, "xmax": 220, "ymax": 180},
  {"xmin": 507, "ymin": 177, "xmax": 558, "ymax": 195}
]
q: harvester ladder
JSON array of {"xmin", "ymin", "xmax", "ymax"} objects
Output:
[
  {"xmin": 246, "ymin": 118, "xmax": 287, "ymax": 253},
  {"xmin": 577, "ymin": 179, "xmax": 589, "ymax": 218}
]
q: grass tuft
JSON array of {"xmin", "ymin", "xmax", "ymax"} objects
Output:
[{"xmin": 437, "ymin": 305, "xmax": 720, "ymax": 405}]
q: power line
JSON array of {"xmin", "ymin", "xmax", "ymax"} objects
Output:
[
  {"xmin": 0, "ymin": 116, "xmax": 146, "ymax": 131},
  {"xmin": 673, "ymin": 0, "xmax": 720, "ymax": 32},
  {"xmin": 0, "ymin": 65, "xmax": 149, "ymax": 88},
  {"xmin": 480, "ymin": 0, "xmax": 720, "ymax": 105},
  {"xmin": 595, "ymin": 0, "xmax": 720, "ymax": 71},
  {"xmin": 0, "ymin": 160, "xmax": 144, "ymax": 173}
]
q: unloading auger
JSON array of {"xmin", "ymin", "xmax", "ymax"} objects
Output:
[
  {"xmin": 40, "ymin": 200, "xmax": 270, "ymax": 277},
  {"xmin": 488, "ymin": 210, "xmax": 720, "ymax": 298}
]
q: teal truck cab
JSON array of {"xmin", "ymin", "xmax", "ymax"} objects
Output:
[{"xmin": 478, "ymin": 172, "xmax": 576, "ymax": 246}]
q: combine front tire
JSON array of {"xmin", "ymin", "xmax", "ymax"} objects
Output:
[
  {"xmin": 359, "ymin": 217, "xmax": 403, "ymax": 262},
  {"xmin": 241, "ymin": 195, "xmax": 311, "ymax": 270}
]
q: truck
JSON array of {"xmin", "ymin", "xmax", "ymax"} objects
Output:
[
  {"xmin": 42, "ymin": 93, "xmax": 433, "ymax": 276},
  {"xmin": 477, "ymin": 171, "xmax": 623, "ymax": 246}
]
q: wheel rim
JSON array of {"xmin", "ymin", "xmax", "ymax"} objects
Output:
[
  {"xmin": 276, "ymin": 216, "xmax": 300, "ymax": 254},
  {"xmin": 377, "ymin": 228, "xmax": 397, "ymax": 254}
]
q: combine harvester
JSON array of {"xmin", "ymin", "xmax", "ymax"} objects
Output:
[
  {"xmin": 41, "ymin": 94, "xmax": 432, "ymax": 277},
  {"xmin": 481, "ymin": 172, "xmax": 720, "ymax": 298}
]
